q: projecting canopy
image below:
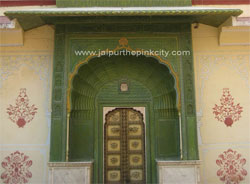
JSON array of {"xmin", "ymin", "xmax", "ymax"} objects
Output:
[{"xmin": 4, "ymin": 7, "xmax": 242, "ymax": 30}]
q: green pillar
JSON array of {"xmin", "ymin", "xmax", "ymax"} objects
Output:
[
  {"xmin": 50, "ymin": 25, "xmax": 67, "ymax": 161},
  {"xmin": 179, "ymin": 25, "xmax": 199, "ymax": 160}
]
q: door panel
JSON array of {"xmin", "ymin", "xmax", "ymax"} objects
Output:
[{"xmin": 104, "ymin": 108, "xmax": 145, "ymax": 184}]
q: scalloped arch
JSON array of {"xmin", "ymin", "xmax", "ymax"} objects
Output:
[
  {"xmin": 69, "ymin": 55, "xmax": 178, "ymax": 112},
  {"xmin": 67, "ymin": 53, "xmax": 180, "ymax": 112}
]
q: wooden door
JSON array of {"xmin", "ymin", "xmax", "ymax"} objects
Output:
[{"xmin": 104, "ymin": 108, "xmax": 146, "ymax": 184}]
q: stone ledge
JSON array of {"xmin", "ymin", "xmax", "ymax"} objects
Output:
[
  {"xmin": 48, "ymin": 161, "xmax": 92, "ymax": 168},
  {"xmin": 48, "ymin": 162, "xmax": 93, "ymax": 184},
  {"xmin": 157, "ymin": 160, "xmax": 201, "ymax": 184},
  {"xmin": 157, "ymin": 160, "xmax": 201, "ymax": 166}
]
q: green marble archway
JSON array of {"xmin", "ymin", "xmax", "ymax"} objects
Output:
[
  {"xmin": 69, "ymin": 55, "xmax": 180, "ymax": 183},
  {"xmin": 50, "ymin": 24, "xmax": 199, "ymax": 183}
]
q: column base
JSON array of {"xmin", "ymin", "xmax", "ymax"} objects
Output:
[
  {"xmin": 48, "ymin": 162, "xmax": 92, "ymax": 184},
  {"xmin": 157, "ymin": 160, "xmax": 201, "ymax": 184}
]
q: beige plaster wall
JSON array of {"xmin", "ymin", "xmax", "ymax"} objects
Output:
[
  {"xmin": 0, "ymin": 25, "xmax": 54, "ymax": 184},
  {"xmin": 192, "ymin": 23, "xmax": 250, "ymax": 184}
]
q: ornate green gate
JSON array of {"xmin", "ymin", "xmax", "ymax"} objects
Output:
[{"xmin": 50, "ymin": 26, "xmax": 199, "ymax": 183}]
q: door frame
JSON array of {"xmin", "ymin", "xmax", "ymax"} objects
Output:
[{"xmin": 94, "ymin": 102, "xmax": 154, "ymax": 184}]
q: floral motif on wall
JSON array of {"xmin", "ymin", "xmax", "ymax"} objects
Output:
[
  {"xmin": 6, "ymin": 88, "xmax": 38, "ymax": 128},
  {"xmin": 216, "ymin": 149, "xmax": 247, "ymax": 184},
  {"xmin": 213, "ymin": 88, "xmax": 243, "ymax": 127},
  {"xmin": 1, "ymin": 151, "xmax": 33, "ymax": 184}
]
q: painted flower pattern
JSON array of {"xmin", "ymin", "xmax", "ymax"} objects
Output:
[
  {"xmin": 7, "ymin": 88, "xmax": 38, "ymax": 128},
  {"xmin": 216, "ymin": 149, "xmax": 247, "ymax": 184},
  {"xmin": 1, "ymin": 151, "xmax": 33, "ymax": 184},
  {"xmin": 213, "ymin": 88, "xmax": 243, "ymax": 127}
]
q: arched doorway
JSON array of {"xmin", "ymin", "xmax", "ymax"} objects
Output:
[{"xmin": 69, "ymin": 55, "xmax": 180, "ymax": 183}]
